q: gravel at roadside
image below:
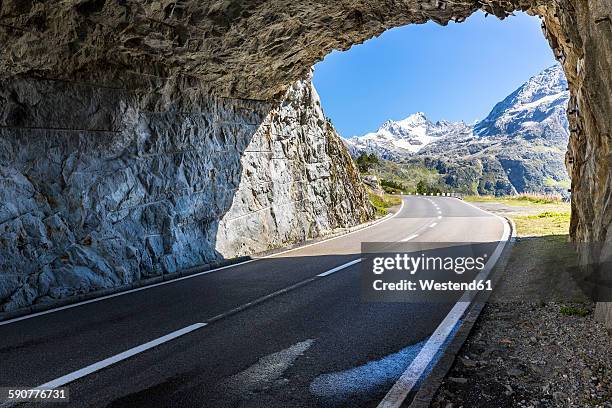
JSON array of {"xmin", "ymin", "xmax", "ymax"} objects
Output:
[{"xmin": 431, "ymin": 201, "xmax": 612, "ymax": 408}]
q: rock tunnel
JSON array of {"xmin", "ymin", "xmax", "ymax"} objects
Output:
[{"xmin": 0, "ymin": 0, "xmax": 610, "ymax": 320}]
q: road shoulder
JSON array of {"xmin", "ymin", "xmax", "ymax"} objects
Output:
[{"xmin": 429, "ymin": 200, "xmax": 612, "ymax": 408}]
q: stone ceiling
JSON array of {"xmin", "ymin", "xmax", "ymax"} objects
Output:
[{"xmin": 1, "ymin": 0, "xmax": 543, "ymax": 99}]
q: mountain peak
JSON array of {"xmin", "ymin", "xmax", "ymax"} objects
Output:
[
  {"xmin": 344, "ymin": 65, "xmax": 569, "ymax": 159},
  {"xmin": 347, "ymin": 111, "xmax": 470, "ymax": 158},
  {"xmin": 399, "ymin": 111, "xmax": 427, "ymax": 125},
  {"xmin": 473, "ymin": 63, "xmax": 569, "ymax": 138}
]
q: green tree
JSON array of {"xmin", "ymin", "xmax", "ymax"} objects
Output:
[
  {"xmin": 356, "ymin": 153, "xmax": 379, "ymax": 173},
  {"xmin": 416, "ymin": 180, "xmax": 427, "ymax": 195}
]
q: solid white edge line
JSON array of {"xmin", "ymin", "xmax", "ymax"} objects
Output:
[
  {"xmin": 316, "ymin": 258, "xmax": 362, "ymax": 277},
  {"xmin": 1, "ymin": 199, "xmax": 408, "ymax": 327},
  {"xmin": 24, "ymin": 257, "xmax": 366, "ymax": 393},
  {"xmin": 0, "ymin": 261, "xmax": 254, "ymax": 327},
  {"xmin": 36, "ymin": 323, "xmax": 207, "ymax": 390},
  {"xmin": 376, "ymin": 208, "xmax": 511, "ymax": 408},
  {"xmin": 267, "ymin": 198, "xmax": 405, "ymax": 258}
]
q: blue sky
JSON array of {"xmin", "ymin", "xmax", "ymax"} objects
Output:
[{"xmin": 313, "ymin": 11, "xmax": 557, "ymax": 137}]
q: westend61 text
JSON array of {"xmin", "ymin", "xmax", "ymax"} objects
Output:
[{"xmin": 372, "ymin": 279, "xmax": 493, "ymax": 292}]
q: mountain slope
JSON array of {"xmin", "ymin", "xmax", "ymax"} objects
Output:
[
  {"xmin": 473, "ymin": 64, "xmax": 569, "ymax": 142},
  {"xmin": 348, "ymin": 64, "xmax": 570, "ymax": 196}
]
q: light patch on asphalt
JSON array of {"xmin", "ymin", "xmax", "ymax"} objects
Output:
[
  {"xmin": 221, "ymin": 339, "xmax": 314, "ymax": 396},
  {"xmin": 401, "ymin": 234, "xmax": 419, "ymax": 242},
  {"xmin": 309, "ymin": 339, "xmax": 427, "ymax": 402}
]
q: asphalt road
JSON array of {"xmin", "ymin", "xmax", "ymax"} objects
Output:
[{"xmin": 0, "ymin": 196, "xmax": 507, "ymax": 408}]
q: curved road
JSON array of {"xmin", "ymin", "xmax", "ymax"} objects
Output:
[{"xmin": 0, "ymin": 196, "xmax": 508, "ymax": 408}]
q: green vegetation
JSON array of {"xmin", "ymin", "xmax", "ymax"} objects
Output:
[
  {"xmin": 353, "ymin": 155, "xmax": 568, "ymax": 211},
  {"xmin": 416, "ymin": 180, "xmax": 443, "ymax": 195},
  {"xmin": 514, "ymin": 211, "xmax": 570, "ymax": 236},
  {"xmin": 544, "ymin": 177, "xmax": 571, "ymax": 190},
  {"xmin": 355, "ymin": 153, "xmax": 380, "ymax": 173},
  {"xmin": 465, "ymin": 193, "xmax": 563, "ymax": 206},
  {"xmin": 368, "ymin": 191, "xmax": 401, "ymax": 217},
  {"xmin": 380, "ymin": 179, "xmax": 407, "ymax": 194},
  {"xmin": 526, "ymin": 211, "xmax": 568, "ymax": 219},
  {"xmin": 559, "ymin": 305, "xmax": 590, "ymax": 317},
  {"xmin": 514, "ymin": 192, "xmax": 563, "ymax": 204},
  {"xmin": 356, "ymin": 156, "xmax": 450, "ymax": 194},
  {"xmin": 463, "ymin": 195, "xmax": 570, "ymax": 237}
]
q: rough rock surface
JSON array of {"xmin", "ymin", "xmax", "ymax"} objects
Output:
[
  {"xmin": 0, "ymin": 0, "xmax": 541, "ymax": 99},
  {"xmin": 0, "ymin": 0, "xmax": 610, "ymax": 322},
  {"xmin": 216, "ymin": 80, "xmax": 372, "ymax": 257},
  {"xmin": 0, "ymin": 76, "xmax": 371, "ymax": 312}
]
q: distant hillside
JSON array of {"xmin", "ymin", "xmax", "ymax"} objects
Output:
[{"xmin": 345, "ymin": 64, "xmax": 570, "ymax": 196}]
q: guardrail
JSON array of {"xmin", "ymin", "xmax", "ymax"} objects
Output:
[{"xmin": 404, "ymin": 192, "xmax": 464, "ymax": 199}]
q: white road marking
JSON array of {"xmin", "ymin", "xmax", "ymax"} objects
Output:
[
  {"xmin": 35, "ymin": 323, "xmax": 207, "ymax": 390},
  {"xmin": 377, "ymin": 209, "xmax": 512, "ymax": 408},
  {"xmin": 429, "ymin": 222, "xmax": 437, "ymax": 228},
  {"xmin": 317, "ymin": 259, "xmax": 362, "ymax": 277},
  {"xmin": 21, "ymin": 258, "xmax": 364, "ymax": 392},
  {"xmin": 437, "ymin": 216, "xmax": 442, "ymax": 220},
  {"xmin": 401, "ymin": 234, "xmax": 419, "ymax": 242},
  {"xmin": 0, "ymin": 200, "xmax": 407, "ymax": 327},
  {"xmin": 0, "ymin": 262, "xmax": 253, "ymax": 327},
  {"xmin": 222, "ymin": 339, "xmax": 314, "ymax": 395}
]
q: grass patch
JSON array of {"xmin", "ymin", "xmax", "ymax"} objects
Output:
[
  {"xmin": 465, "ymin": 193, "xmax": 563, "ymax": 206},
  {"xmin": 559, "ymin": 305, "xmax": 590, "ymax": 317},
  {"xmin": 368, "ymin": 191, "xmax": 401, "ymax": 217},
  {"xmin": 526, "ymin": 211, "xmax": 569, "ymax": 219},
  {"xmin": 514, "ymin": 192, "xmax": 563, "ymax": 204},
  {"xmin": 513, "ymin": 211, "xmax": 570, "ymax": 237}
]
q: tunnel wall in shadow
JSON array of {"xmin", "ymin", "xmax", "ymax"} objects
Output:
[{"xmin": 0, "ymin": 76, "xmax": 372, "ymax": 312}]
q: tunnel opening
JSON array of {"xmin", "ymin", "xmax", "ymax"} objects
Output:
[
  {"xmin": 0, "ymin": 1, "xmax": 610, "ymax": 325},
  {"xmin": 312, "ymin": 11, "xmax": 569, "ymax": 199}
]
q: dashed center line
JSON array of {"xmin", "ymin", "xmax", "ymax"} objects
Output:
[
  {"xmin": 33, "ymin": 323, "xmax": 207, "ymax": 390},
  {"xmin": 316, "ymin": 258, "xmax": 362, "ymax": 277},
  {"xmin": 429, "ymin": 222, "xmax": 438, "ymax": 228},
  {"xmin": 22, "ymin": 257, "xmax": 366, "ymax": 395}
]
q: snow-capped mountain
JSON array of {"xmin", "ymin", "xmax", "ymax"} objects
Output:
[
  {"xmin": 345, "ymin": 112, "xmax": 471, "ymax": 159},
  {"xmin": 350, "ymin": 64, "xmax": 571, "ymax": 196},
  {"xmin": 345, "ymin": 64, "xmax": 569, "ymax": 161},
  {"xmin": 473, "ymin": 64, "xmax": 569, "ymax": 141}
]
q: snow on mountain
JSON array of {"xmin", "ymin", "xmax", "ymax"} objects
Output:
[
  {"xmin": 344, "ymin": 64, "xmax": 569, "ymax": 161},
  {"xmin": 345, "ymin": 112, "xmax": 471, "ymax": 159},
  {"xmin": 473, "ymin": 64, "xmax": 569, "ymax": 141},
  {"xmin": 345, "ymin": 64, "xmax": 571, "ymax": 196}
]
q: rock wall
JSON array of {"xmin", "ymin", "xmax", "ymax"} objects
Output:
[
  {"xmin": 536, "ymin": 0, "xmax": 612, "ymax": 323},
  {"xmin": 0, "ymin": 0, "xmax": 541, "ymax": 99},
  {"xmin": 216, "ymin": 80, "xmax": 372, "ymax": 257},
  {"xmin": 1, "ymin": 1, "xmax": 611, "ymax": 323},
  {"xmin": 0, "ymin": 76, "xmax": 372, "ymax": 312}
]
